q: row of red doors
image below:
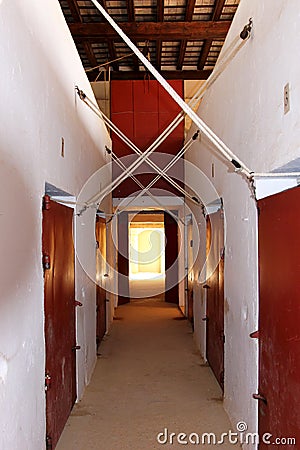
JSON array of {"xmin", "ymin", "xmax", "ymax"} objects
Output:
[{"xmin": 42, "ymin": 185, "xmax": 300, "ymax": 447}]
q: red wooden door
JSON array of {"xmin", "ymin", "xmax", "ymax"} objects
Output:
[
  {"xmin": 42, "ymin": 197, "xmax": 76, "ymax": 449},
  {"xmin": 95, "ymin": 216, "xmax": 107, "ymax": 347},
  {"xmin": 165, "ymin": 212, "xmax": 179, "ymax": 304},
  {"xmin": 206, "ymin": 209, "xmax": 224, "ymax": 390},
  {"xmin": 258, "ymin": 187, "xmax": 300, "ymax": 447},
  {"xmin": 118, "ymin": 211, "xmax": 130, "ymax": 305}
]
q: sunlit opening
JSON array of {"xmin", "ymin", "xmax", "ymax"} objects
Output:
[{"xmin": 129, "ymin": 220, "xmax": 165, "ymax": 281}]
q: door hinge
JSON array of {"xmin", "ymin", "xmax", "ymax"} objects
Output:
[
  {"xmin": 43, "ymin": 195, "xmax": 51, "ymax": 211},
  {"xmin": 46, "ymin": 435, "xmax": 53, "ymax": 450},
  {"xmin": 45, "ymin": 373, "xmax": 51, "ymax": 392},
  {"xmin": 220, "ymin": 370, "xmax": 224, "ymax": 385},
  {"xmin": 42, "ymin": 253, "xmax": 51, "ymax": 271}
]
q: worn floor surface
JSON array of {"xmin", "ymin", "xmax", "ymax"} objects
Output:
[{"xmin": 57, "ymin": 300, "xmax": 237, "ymax": 449}]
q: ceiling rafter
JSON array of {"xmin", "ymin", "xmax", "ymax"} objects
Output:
[
  {"xmin": 197, "ymin": 40, "xmax": 212, "ymax": 70},
  {"xmin": 131, "ymin": 39, "xmax": 140, "ymax": 72},
  {"xmin": 177, "ymin": 41, "xmax": 187, "ymax": 71},
  {"xmin": 59, "ymin": 0, "xmax": 240, "ymax": 78},
  {"xmin": 70, "ymin": 21, "xmax": 231, "ymax": 41},
  {"xmin": 212, "ymin": 0, "xmax": 227, "ymax": 21},
  {"xmin": 126, "ymin": 0, "xmax": 135, "ymax": 22},
  {"xmin": 83, "ymin": 42, "xmax": 99, "ymax": 68},
  {"xmin": 107, "ymin": 40, "xmax": 119, "ymax": 71},
  {"xmin": 198, "ymin": 0, "xmax": 226, "ymax": 70},
  {"xmin": 157, "ymin": 0, "xmax": 164, "ymax": 22},
  {"xmin": 65, "ymin": 0, "xmax": 81, "ymax": 22},
  {"xmin": 101, "ymin": 0, "xmax": 119, "ymax": 71},
  {"xmin": 98, "ymin": 69, "xmax": 212, "ymax": 81},
  {"xmin": 177, "ymin": 0, "xmax": 197, "ymax": 71},
  {"xmin": 185, "ymin": 0, "xmax": 197, "ymax": 21},
  {"xmin": 156, "ymin": 40, "xmax": 162, "ymax": 70},
  {"xmin": 66, "ymin": 0, "xmax": 100, "ymax": 70}
]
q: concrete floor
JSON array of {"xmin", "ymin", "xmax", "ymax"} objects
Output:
[
  {"xmin": 129, "ymin": 277, "xmax": 165, "ymax": 298},
  {"xmin": 57, "ymin": 299, "xmax": 237, "ymax": 449}
]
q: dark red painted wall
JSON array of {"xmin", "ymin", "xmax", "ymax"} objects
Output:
[{"xmin": 111, "ymin": 80, "xmax": 184, "ymax": 198}]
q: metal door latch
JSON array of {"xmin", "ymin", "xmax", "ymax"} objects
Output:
[
  {"xmin": 253, "ymin": 393, "xmax": 267, "ymax": 404},
  {"xmin": 45, "ymin": 373, "xmax": 51, "ymax": 391}
]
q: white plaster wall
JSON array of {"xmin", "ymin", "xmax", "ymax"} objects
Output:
[
  {"xmin": 185, "ymin": 0, "xmax": 300, "ymax": 446},
  {"xmin": 0, "ymin": 1, "xmax": 111, "ymax": 449}
]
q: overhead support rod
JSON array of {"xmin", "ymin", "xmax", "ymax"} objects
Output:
[
  {"xmin": 89, "ymin": 0, "xmax": 253, "ymax": 178},
  {"xmin": 110, "ymin": 151, "xmax": 185, "ymax": 224},
  {"xmin": 76, "ymin": 88, "xmax": 200, "ymax": 205}
]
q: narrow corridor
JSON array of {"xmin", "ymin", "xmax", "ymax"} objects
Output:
[{"xmin": 57, "ymin": 300, "xmax": 236, "ymax": 449}]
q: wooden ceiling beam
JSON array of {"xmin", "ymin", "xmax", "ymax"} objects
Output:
[
  {"xmin": 177, "ymin": 40, "xmax": 187, "ymax": 70},
  {"xmin": 197, "ymin": 39, "xmax": 212, "ymax": 70},
  {"xmin": 82, "ymin": 42, "xmax": 98, "ymax": 68},
  {"xmin": 69, "ymin": 21, "xmax": 231, "ymax": 41},
  {"xmin": 132, "ymin": 54, "xmax": 140, "ymax": 72},
  {"xmin": 185, "ymin": 0, "xmax": 197, "ymax": 21},
  {"xmin": 65, "ymin": 0, "xmax": 82, "ymax": 22},
  {"xmin": 126, "ymin": 0, "xmax": 135, "ymax": 21},
  {"xmin": 197, "ymin": 1, "xmax": 225, "ymax": 70},
  {"xmin": 89, "ymin": 69, "xmax": 212, "ymax": 81},
  {"xmin": 212, "ymin": 0, "xmax": 226, "ymax": 21},
  {"xmin": 176, "ymin": 0, "xmax": 196, "ymax": 71},
  {"xmin": 157, "ymin": 0, "xmax": 164, "ymax": 22},
  {"xmin": 65, "ymin": 1, "xmax": 100, "ymax": 73},
  {"xmin": 156, "ymin": 40, "xmax": 162, "ymax": 70}
]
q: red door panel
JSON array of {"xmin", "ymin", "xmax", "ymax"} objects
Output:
[
  {"xmin": 258, "ymin": 187, "xmax": 300, "ymax": 447},
  {"xmin": 158, "ymin": 80, "xmax": 183, "ymax": 113},
  {"xmin": 111, "ymin": 113, "xmax": 134, "ymax": 156},
  {"xmin": 111, "ymin": 80, "xmax": 133, "ymax": 112},
  {"xmin": 206, "ymin": 210, "xmax": 224, "ymax": 390},
  {"xmin": 165, "ymin": 212, "xmax": 179, "ymax": 304},
  {"xmin": 95, "ymin": 217, "xmax": 107, "ymax": 347},
  {"xmin": 133, "ymin": 81, "xmax": 159, "ymax": 112},
  {"xmin": 42, "ymin": 197, "xmax": 76, "ymax": 449}
]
